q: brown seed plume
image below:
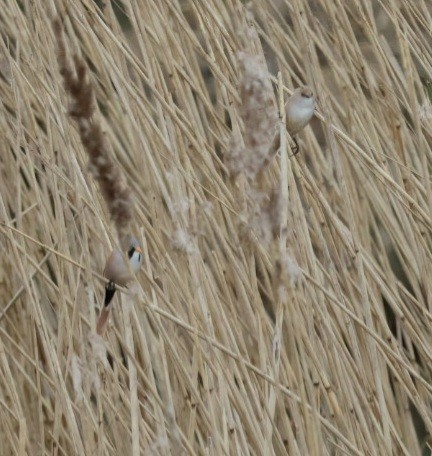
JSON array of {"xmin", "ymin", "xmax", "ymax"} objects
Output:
[{"xmin": 53, "ymin": 18, "xmax": 132, "ymax": 251}]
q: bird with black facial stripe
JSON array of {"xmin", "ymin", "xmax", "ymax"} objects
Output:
[{"xmin": 96, "ymin": 236, "xmax": 143, "ymax": 334}]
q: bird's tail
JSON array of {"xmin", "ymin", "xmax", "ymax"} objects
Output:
[{"xmin": 96, "ymin": 307, "xmax": 110, "ymax": 335}]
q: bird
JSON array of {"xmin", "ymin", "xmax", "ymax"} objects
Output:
[
  {"xmin": 285, "ymin": 85, "xmax": 315, "ymax": 154},
  {"xmin": 96, "ymin": 236, "xmax": 143, "ymax": 335}
]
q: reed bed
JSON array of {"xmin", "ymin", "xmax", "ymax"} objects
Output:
[{"xmin": 1, "ymin": 0, "xmax": 432, "ymax": 454}]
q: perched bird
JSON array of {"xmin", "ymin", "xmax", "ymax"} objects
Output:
[
  {"xmin": 96, "ymin": 237, "xmax": 143, "ymax": 334},
  {"xmin": 285, "ymin": 85, "xmax": 315, "ymax": 154}
]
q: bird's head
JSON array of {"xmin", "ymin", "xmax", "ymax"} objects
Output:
[
  {"xmin": 300, "ymin": 86, "xmax": 314, "ymax": 99},
  {"xmin": 127, "ymin": 236, "xmax": 142, "ymax": 258},
  {"xmin": 126, "ymin": 236, "xmax": 143, "ymax": 273},
  {"xmin": 293, "ymin": 85, "xmax": 315, "ymax": 112}
]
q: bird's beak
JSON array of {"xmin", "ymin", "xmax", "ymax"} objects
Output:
[{"xmin": 135, "ymin": 246, "xmax": 143, "ymax": 254}]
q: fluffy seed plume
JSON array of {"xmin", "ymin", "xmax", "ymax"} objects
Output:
[
  {"xmin": 53, "ymin": 18, "xmax": 132, "ymax": 251},
  {"xmin": 241, "ymin": 188, "xmax": 282, "ymax": 247},
  {"xmin": 226, "ymin": 52, "xmax": 278, "ymax": 180}
]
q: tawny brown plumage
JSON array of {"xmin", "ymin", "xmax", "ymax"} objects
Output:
[
  {"xmin": 96, "ymin": 237, "xmax": 143, "ymax": 335},
  {"xmin": 285, "ymin": 86, "xmax": 315, "ymax": 137},
  {"xmin": 269, "ymin": 85, "xmax": 315, "ymax": 156},
  {"xmin": 103, "ymin": 250, "xmax": 136, "ymax": 287}
]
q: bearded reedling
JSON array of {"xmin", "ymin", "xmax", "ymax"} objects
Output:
[
  {"xmin": 96, "ymin": 237, "xmax": 143, "ymax": 335},
  {"xmin": 285, "ymin": 85, "xmax": 315, "ymax": 154}
]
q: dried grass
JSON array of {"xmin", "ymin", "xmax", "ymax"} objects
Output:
[{"xmin": 1, "ymin": 0, "xmax": 432, "ymax": 454}]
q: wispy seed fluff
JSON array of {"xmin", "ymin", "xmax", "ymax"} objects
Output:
[
  {"xmin": 241, "ymin": 188, "xmax": 282, "ymax": 247},
  {"xmin": 171, "ymin": 228, "xmax": 195, "ymax": 254},
  {"xmin": 227, "ymin": 52, "xmax": 278, "ymax": 181},
  {"xmin": 53, "ymin": 18, "xmax": 133, "ymax": 251}
]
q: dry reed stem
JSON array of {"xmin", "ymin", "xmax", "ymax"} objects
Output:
[{"xmin": 1, "ymin": 0, "xmax": 432, "ymax": 454}]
